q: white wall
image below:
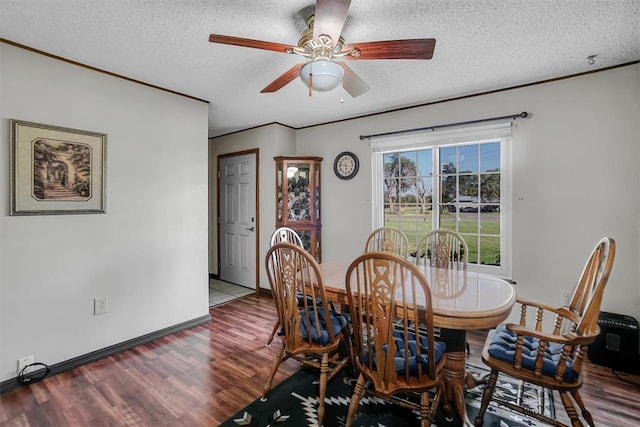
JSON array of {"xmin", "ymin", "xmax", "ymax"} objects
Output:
[
  {"xmin": 209, "ymin": 64, "xmax": 640, "ymax": 321},
  {"xmin": 0, "ymin": 44, "xmax": 210, "ymax": 382},
  {"xmin": 209, "ymin": 124, "xmax": 296, "ymax": 288},
  {"xmin": 298, "ymin": 64, "xmax": 640, "ymax": 320}
]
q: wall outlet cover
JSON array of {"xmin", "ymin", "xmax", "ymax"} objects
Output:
[
  {"xmin": 17, "ymin": 355, "xmax": 34, "ymax": 375},
  {"xmin": 94, "ymin": 297, "xmax": 108, "ymax": 315}
]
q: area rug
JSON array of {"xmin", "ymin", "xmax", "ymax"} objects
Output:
[{"xmin": 220, "ymin": 364, "xmax": 555, "ymax": 427}]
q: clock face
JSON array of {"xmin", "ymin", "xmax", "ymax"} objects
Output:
[{"xmin": 334, "ymin": 152, "xmax": 359, "ymax": 180}]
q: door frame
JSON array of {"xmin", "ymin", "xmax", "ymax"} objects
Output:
[{"xmin": 216, "ymin": 148, "xmax": 260, "ymax": 291}]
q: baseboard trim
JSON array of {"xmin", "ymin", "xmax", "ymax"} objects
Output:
[
  {"xmin": 0, "ymin": 314, "xmax": 211, "ymax": 394},
  {"xmin": 258, "ymin": 287, "xmax": 272, "ymax": 297}
]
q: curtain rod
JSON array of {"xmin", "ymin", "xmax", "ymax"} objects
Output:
[{"xmin": 359, "ymin": 111, "xmax": 529, "ymax": 140}]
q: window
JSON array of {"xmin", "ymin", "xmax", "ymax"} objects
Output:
[{"xmin": 371, "ymin": 123, "xmax": 512, "ymax": 278}]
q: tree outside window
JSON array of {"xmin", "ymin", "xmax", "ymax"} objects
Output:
[{"xmin": 382, "ymin": 141, "xmax": 502, "ymax": 267}]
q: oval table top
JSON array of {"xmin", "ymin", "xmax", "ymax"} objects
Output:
[{"xmin": 319, "ymin": 259, "xmax": 517, "ymax": 331}]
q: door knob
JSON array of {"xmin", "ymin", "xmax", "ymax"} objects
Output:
[{"xmin": 245, "ymin": 226, "xmax": 255, "ymax": 231}]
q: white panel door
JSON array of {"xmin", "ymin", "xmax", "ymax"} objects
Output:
[{"xmin": 218, "ymin": 153, "xmax": 256, "ymax": 288}]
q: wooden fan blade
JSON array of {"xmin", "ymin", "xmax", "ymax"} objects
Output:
[
  {"xmin": 261, "ymin": 63, "xmax": 305, "ymax": 93},
  {"xmin": 338, "ymin": 63, "xmax": 369, "ymax": 97},
  {"xmin": 313, "ymin": 0, "xmax": 351, "ymax": 46},
  {"xmin": 348, "ymin": 38, "xmax": 436, "ymax": 60},
  {"xmin": 209, "ymin": 34, "xmax": 295, "ymax": 54}
]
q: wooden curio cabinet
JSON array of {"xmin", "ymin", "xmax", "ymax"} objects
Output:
[{"xmin": 274, "ymin": 156, "xmax": 322, "ymax": 262}]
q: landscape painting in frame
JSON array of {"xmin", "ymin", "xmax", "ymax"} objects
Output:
[{"xmin": 10, "ymin": 119, "xmax": 106, "ymax": 215}]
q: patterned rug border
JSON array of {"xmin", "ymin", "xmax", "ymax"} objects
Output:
[{"xmin": 221, "ymin": 364, "xmax": 555, "ymax": 427}]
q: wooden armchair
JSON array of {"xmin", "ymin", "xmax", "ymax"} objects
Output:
[
  {"xmin": 364, "ymin": 226, "xmax": 410, "ymax": 257},
  {"xmin": 344, "ymin": 251, "xmax": 446, "ymax": 427},
  {"xmin": 263, "ymin": 242, "xmax": 351, "ymax": 426},
  {"xmin": 474, "ymin": 237, "xmax": 616, "ymax": 427},
  {"xmin": 415, "ymin": 229, "xmax": 468, "ymax": 270}
]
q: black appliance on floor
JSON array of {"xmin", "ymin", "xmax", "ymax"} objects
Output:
[{"xmin": 588, "ymin": 311, "xmax": 640, "ymax": 374}]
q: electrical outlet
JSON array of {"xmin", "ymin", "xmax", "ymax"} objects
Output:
[
  {"xmin": 561, "ymin": 291, "xmax": 572, "ymax": 306},
  {"xmin": 17, "ymin": 355, "xmax": 34, "ymax": 375},
  {"xmin": 94, "ymin": 297, "xmax": 108, "ymax": 315}
]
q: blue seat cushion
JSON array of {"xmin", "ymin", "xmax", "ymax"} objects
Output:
[
  {"xmin": 296, "ymin": 291, "xmax": 321, "ymax": 306},
  {"xmin": 362, "ymin": 329, "xmax": 446, "ymax": 375},
  {"xmin": 487, "ymin": 325, "xmax": 578, "ymax": 383},
  {"xmin": 299, "ymin": 307, "xmax": 350, "ymax": 345}
]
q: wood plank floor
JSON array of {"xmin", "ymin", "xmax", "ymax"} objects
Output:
[{"xmin": 1, "ymin": 294, "xmax": 639, "ymax": 426}]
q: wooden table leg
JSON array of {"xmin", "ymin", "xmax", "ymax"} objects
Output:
[{"xmin": 439, "ymin": 328, "xmax": 474, "ymax": 426}]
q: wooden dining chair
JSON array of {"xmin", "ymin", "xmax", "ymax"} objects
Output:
[
  {"xmin": 415, "ymin": 229, "xmax": 470, "ymax": 353},
  {"xmin": 266, "ymin": 227, "xmax": 305, "ymax": 346},
  {"xmin": 415, "ymin": 229, "xmax": 468, "ymax": 270},
  {"xmin": 269, "ymin": 226, "xmax": 304, "ymax": 247},
  {"xmin": 263, "ymin": 242, "xmax": 351, "ymax": 426},
  {"xmin": 474, "ymin": 237, "xmax": 616, "ymax": 427},
  {"xmin": 344, "ymin": 251, "xmax": 446, "ymax": 427},
  {"xmin": 364, "ymin": 226, "xmax": 410, "ymax": 257}
]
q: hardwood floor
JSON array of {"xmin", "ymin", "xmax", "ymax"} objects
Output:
[{"xmin": 1, "ymin": 294, "xmax": 639, "ymax": 426}]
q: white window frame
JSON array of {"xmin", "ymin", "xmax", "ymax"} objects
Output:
[{"xmin": 370, "ymin": 122, "xmax": 513, "ymax": 279}]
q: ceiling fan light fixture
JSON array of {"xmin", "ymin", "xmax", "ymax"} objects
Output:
[{"xmin": 299, "ymin": 61, "xmax": 344, "ymax": 92}]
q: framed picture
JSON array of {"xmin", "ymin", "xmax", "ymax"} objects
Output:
[{"xmin": 10, "ymin": 119, "xmax": 107, "ymax": 215}]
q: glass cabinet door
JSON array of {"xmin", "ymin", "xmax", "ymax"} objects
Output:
[
  {"xmin": 286, "ymin": 162, "xmax": 311, "ymax": 222},
  {"xmin": 314, "ymin": 165, "xmax": 321, "ymax": 222},
  {"xmin": 276, "ymin": 162, "xmax": 283, "ymax": 222}
]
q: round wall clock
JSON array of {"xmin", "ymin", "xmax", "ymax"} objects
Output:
[{"xmin": 334, "ymin": 151, "xmax": 359, "ymax": 180}]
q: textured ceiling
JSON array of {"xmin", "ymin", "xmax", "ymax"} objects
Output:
[{"xmin": 1, "ymin": 1, "xmax": 639, "ymax": 138}]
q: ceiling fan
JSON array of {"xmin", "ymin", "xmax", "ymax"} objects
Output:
[{"xmin": 209, "ymin": 0, "xmax": 436, "ymax": 98}]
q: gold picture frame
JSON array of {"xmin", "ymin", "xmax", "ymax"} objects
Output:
[{"xmin": 10, "ymin": 119, "xmax": 107, "ymax": 215}]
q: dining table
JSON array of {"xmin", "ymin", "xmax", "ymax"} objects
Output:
[{"xmin": 319, "ymin": 259, "xmax": 517, "ymax": 426}]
